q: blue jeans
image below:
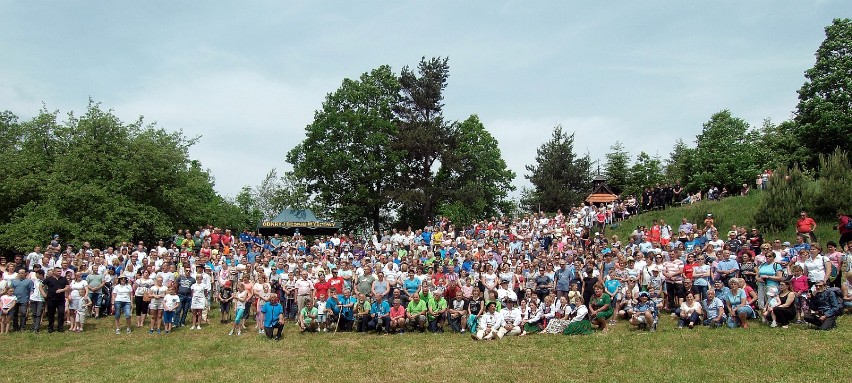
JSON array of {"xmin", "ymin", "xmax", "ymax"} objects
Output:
[
  {"xmin": 88, "ymin": 292, "xmax": 102, "ymax": 308},
  {"xmin": 176, "ymin": 295, "xmax": 192, "ymax": 326},
  {"xmin": 114, "ymin": 301, "xmax": 131, "ymax": 319},
  {"xmin": 726, "ymin": 306, "xmax": 755, "ymax": 328}
]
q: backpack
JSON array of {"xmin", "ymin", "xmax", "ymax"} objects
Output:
[{"xmin": 845, "ymin": 217, "xmax": 852, "ymax": 230}]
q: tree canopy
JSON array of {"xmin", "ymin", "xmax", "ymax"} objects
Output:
[
  {"xmin": 523, "ymin": 125, "xmax": 591, "ymax": 212},
  {"xmin": 0, "ymin": 102, "xmax": 249, "ymax": 254}
]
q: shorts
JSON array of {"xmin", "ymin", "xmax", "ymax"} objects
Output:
[
  {"xmin": 220, "ymin": 301, "xmax": 231, "ymax": 313},
  {"xmin": 114, "ymin": 301, "xmax": 132, "ymax": 319},
  {"xmin": 234, "ymin": 308, "xmax": 245, "ymax": 324},
  {"xmin": 88, "ymin": 293, "xmax": 102, "ymax": 307},
  {"xmin": 163, "ymin": 311, "xmax": 175, "ymax": 324},
  {"xmin": 148, "ymin": 300, "xmax": 163, "ymax": 310},
  {"xmin": 191, "ymin": 297, "xmax": 205, "ymax": 310},
  {"xmin": 316, "ymin": 314, "xmax": 327, "ymax": 324}
]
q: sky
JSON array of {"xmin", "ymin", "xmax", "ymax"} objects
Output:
[{"xmin": 1, "ymin": 1, "xmax": 848, "ymax": 199}]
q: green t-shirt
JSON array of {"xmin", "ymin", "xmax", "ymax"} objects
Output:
[
  {"xmin": 427, "ymin": 297, "xmax": 447, "ymax": 320},
  {"xmin": 86, "ymin": 274, "xmax": 104, "ymax": 294},
  {"xmin": 300, "ymin": 307, "xmax": 317, "ymax": 324},
  {"xmin": 406, "ymin": 299, "xmax": 427, "ymax": 316}
]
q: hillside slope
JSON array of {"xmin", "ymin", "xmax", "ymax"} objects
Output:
[{"xmin": 609, "ymin": 192, "xmax": 838, "ymax": 244}]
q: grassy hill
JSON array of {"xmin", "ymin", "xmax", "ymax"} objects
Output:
[{"xmin": 610, "ymin": 192, "xmax": 839, "ymax": 245}]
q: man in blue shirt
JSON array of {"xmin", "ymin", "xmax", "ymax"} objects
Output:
[
  {"xmin": 261, "ymin": 295, "xmax": 285, "ymax": 340},
  {"xmin": 368, "ymin": 293, "xmax": 391, "ymax": 334},
  {"xmin": 335, "ymin": 288, "xmax": 357, "ymax": 331}
]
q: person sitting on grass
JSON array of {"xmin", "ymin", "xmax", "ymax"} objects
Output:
[
  {"xmin": 803, "ymin": 281, "xmax": 842, "ymax": 330},
  {"xmin": 427, "ymin": 290, "xmax": 447, "ymax": 333},
  {"xmin": 588, "ymin": 283, "xmax": 613, "ymax": 333},
  {"xmin": 261, "ymin": 295, "xmax": 284, "ymax": 341},
  {"xmin": 677, "ymin": 292, "xmax": 702, "ymax": 329},
  {"xmin": 299, "ymin": 297, "xmax": 318, "ymax": 332},
  {"xmin": 368, "ymin": 293, "xmax": 391, "ymax": 335},
  {"xmin": 447, "ymin": 290, "xmax": 468, "ymax": 333},
  {"xmin": 406, "ymin": 293, "xmax": 428, "ymax": 333},
  {"xmin": 354, "ymin": 293, "xmax": 371, "ymax": 332},
  {"xmin": 389, "ymin": 298, "xmax": 406, "ymax": 334},
  {"xmin": 498, "ymin": 297, "xmax": 522, "ymax": 338},
  {"xmin": 702, "ymin": 289, "xmax": 726, "ymax": 328},
  {"xmin": 629, "ymin": 291, "xmax": 657, "ymax": 332},
  {"xmin": 725, "ymin": 278, "xmax": 754, "ymax": 329},
  {"xmin": 472, "ymin": 301, "xmax": 502, "ymax": 341}
]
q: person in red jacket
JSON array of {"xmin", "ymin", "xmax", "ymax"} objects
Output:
[
  {"xmin": 836, "ymin": 210, "xmax": 852, "ymax": 248},
  {"xmin": 796, "ymin": 211, "xmax": 817, "ymax": 244}
]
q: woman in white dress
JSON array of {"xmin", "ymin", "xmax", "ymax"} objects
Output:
[
  {"xmin": 190, "ymin": 274, "xmax": 208, "ymax": 330},
  {"xmin": 68, "ymin": 272, "xmax": 89, "ymax": 332}
]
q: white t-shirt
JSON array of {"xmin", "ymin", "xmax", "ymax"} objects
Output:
[
  {"xmin": 30, "ymin": 279, "xmax": 44, "ymax": 302},
  {"xmin": 164, "ymin": 294, "xmax": 180, "ymax": 311},
  {"xmin": 113, "ymin": 284, "xmax": 133, "ymax": 303},
  {"xmin": 70, "ymin": 280, "xmax": 88, "ymax": 299}
]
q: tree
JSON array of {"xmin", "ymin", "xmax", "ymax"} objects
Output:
[
  {"xmin": 603, "ymin": 141, "xmax": 630, "ymax": 195},
  {"xmin": 247, "ymin": 169, "xmax": 323, "ymax": 222},
  {"xmin": 754, "ymin": 165, "xmax": 816, "ymax": 233},
  {"xmin": 624, "ymin": 151, "xmax": 665, "ymax": 197},
  {"xmin": 391, "ymin": 57, "xmax": 452, "ymax": 228},
  {"xmin": 813, "ymin": 148, "xmax": 852, "ymax": 219},
  {"xmin": 686, "ymin": 110, "xmax": 761, "ymax": 192},
  {"xmin": 523, "ymin": 125, "xmax": 591, "ymax": 212},
  {"xmin": 286, "ymin": 66, "xmax": 402, "ymax": 232},
  {"xmin": 0, "ymin": 102, "xmax": 249, "ymax": 253},
  {"xmin": 756, "ymin": 119, "xmax": 809, "ymax": 170},
  {"xmin": 664, "ymin": 139, "xmax": 693, "ymax": 188},
  {"xmin": 794, "ymin": 18, "xmax": 852, "ymax": 168},
  {"xmin": 435, "ymin": 115, "xmax": 516, "ymax": 226}
]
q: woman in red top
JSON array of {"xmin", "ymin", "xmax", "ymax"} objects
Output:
[
  {"xmin": 683, "ymin": 253, "xmax": 699, "ymax": 281},
  {"xmin": 313, "ymin": 271, "xmax": 331, "ymax": 301}
]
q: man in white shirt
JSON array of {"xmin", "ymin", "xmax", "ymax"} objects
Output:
[
  {"xmin": 497, "ymin": 298, "xmax": 522, "ymax": 338},
  {"xmin": 496, "ymin": 279, "xmax": 517, "ymax": 305},
  {"xmin": 26, "ymin": 246, "xmax": 43, "ymax": 271},
  {"xmin": 473, "ymin": 301, "xmax": 503, "ymax": 340}
]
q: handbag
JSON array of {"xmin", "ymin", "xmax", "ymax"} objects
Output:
[{"xmin": 143, "ymin": 290, "xmax": 152, "ymax": 302}]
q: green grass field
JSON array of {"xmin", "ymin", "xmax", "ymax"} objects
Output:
[{"xmin": 2, "ymin": 311, "xmax": 850, "ymax": 383}]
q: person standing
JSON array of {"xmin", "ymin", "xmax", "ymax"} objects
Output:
[
  {"xmin": 10, "ymin": 268, "xmax": 33, "ymax": 332},
  {"xmin": 174, "ymin": 268, "xmax": 194, "ymax": 327},
  {"xmin": 835, "ymin": 210, "xmax": 852, "ymax": 248},
  {"xmin": 43, "ymin": 267, "xmax": 69, "ymax": 333},
  {"xmin": 796, "ymin": 211, "xmax": 817, "ymax": 244},
  {"xmin": 29, "ymin": 270, "xmax": 47, "ymax": 332}
]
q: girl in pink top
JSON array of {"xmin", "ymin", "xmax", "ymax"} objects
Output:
[{"xmin": 0, "ymin": 287, "xmax": 17, "ymax": 334}]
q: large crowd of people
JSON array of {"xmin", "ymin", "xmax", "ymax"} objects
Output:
[{"xmin": 1, "ymin": 206, "xmax": 850, "ymax": 339}]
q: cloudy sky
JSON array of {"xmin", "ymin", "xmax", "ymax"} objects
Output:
[{"xmin": 1, "ymin": 1, "xmax": 846, "ymax": 198}]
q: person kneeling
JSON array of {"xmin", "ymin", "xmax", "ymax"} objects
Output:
[
  {"xmin": 299, "ymin": 297, "xmax": 318, "ymax": 332},
  {"xmin": 261, "ymin": 296, "xmax": 285, "ymax": 341}
]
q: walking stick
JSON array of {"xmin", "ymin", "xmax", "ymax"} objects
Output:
[{"xmin": 334, "ymin": 301, "xmax": 343, "ymax": 334}]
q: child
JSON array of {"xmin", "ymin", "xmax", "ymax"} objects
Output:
[
  {"xmin": 163, "ymin": 287, "xmax": 180, "ymax": 334},
  {"xmin": 0, "ymin": 287, "xmax": 16, "ymax": 334},
  {"xmin": 790, "ymin": 265, "xmax": 809, "ymax": 323},
  {"xmin": 315, "ymin": 294, "xmax": 328, "ymax": 332},
  {"xmin": 219, "ymin": 281, "xmax": 233, "ymax": 324},
  {"xmin": 567, "ymin": 282, "xmax": 582, "ymax": 309},
  {"xmin": 230, "ymin": 283, "xmax": 247, "ymax": 336},
  {"xmin": 763, "ymin": 286, "xmax": 780, "ymax": 326},
  {"xmin": 75, "ymin": 295, "xmax": 92, "ymax": 332}
]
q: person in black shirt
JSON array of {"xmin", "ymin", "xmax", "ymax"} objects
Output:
[{"xmin": 43, "ymin": 267, "xmax": 70, "ymax": 333}]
